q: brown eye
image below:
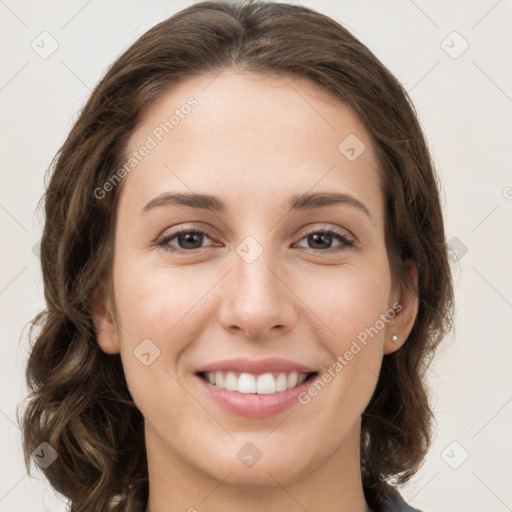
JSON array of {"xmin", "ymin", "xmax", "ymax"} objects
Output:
[
  {"xmin": 157, "ymin": 228, "xmax": 216, "ymax": 253},
  {"xmin": 295, "ymin": 228, "xmax": 355, "ymax": 251}
]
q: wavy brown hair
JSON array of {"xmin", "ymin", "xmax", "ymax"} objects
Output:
[{"xmin": 18, "ymin": 1, "xmax": 455, "ymax": 511}]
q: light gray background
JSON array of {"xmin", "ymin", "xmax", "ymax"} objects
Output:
[{"xmin": 1, "ymin": 1, "xmax": 511, "ymax": 511}]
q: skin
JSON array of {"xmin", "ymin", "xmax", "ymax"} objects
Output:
[{"xmin": 92, "ymin": 69, "xmax": 418, "ymax": 512}]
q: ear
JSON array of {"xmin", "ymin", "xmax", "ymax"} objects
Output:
[
  {"xmin": 90, "ymin": 281, "xmax": 121, "ymax": 354},
  {"xmin": 383, "ymin": 262, "xmax": 419, "ymax": 355}
]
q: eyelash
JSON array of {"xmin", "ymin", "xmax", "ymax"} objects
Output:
[{"xmin": 155, "ymin": 225, "xmax": 355, "ymax": 254}]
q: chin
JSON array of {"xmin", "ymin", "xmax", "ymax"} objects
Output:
[{"xmin": 192, "ymin": 439, "xmax": 317, "ymax": 487}]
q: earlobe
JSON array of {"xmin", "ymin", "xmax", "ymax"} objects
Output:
[
  {"xmin": 383, "ymin": 262, "xmax": 419, "ymax": 355},
  {"xmin": 90, "ymin": 283, "xmax": 121, "ymax": 355}
]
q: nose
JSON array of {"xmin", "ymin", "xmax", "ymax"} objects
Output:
[{"xmin": 217, "ymin": 245, "xmax": 298, "ymax": 340}]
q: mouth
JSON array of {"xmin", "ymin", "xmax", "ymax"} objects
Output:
[
  {"xmin": 195, "ymin": 370, "xmax": 319, "ymax": 395},
  {"xmin": 194, "ymin": 369, "xmax": 319, "ymax": 418}
]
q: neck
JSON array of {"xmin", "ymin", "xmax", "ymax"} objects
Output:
[{"xmin": 144, "ymin": 417, "xmax": 372, "ymax": 512}]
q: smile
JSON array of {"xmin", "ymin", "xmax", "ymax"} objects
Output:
[
  {"xmin": 197, "ymin": 370, "xmax": 318, "ymax": 394},
  {"xmin": 195, "ymin": 370, "xmax": 319, "ymax": 418}
]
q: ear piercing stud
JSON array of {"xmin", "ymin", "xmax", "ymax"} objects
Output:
[{"xmin": 391, "ymin": 334, "xmax": 399, "ymax": 343}]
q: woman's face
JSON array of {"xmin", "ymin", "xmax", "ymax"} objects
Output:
[{"xmin": 94, "ymin": 69, "xmax": 417, "ymax": 494}]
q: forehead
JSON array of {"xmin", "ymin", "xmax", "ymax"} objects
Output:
[{"xmin": 119, "ymin": 69, "xmax": 384, "ymax": 228}]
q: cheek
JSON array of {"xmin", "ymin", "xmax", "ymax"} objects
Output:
[
  {"xmin": 302, "ymin": 263, "xmax": 392, "ymax": 349},
  {"xmin": 111, "ymin": 276, "xmax": 196, "ymax": 425},
  {"xmin": 111, "ymin": 260, "xmax": 198, "ymax": 399},
  {"xmin": 297, "ymin": 276, "xmax": 388, "ymax": 430},
  {"xmin": 298, "ymin": 265, "xmax": 391, "ymax": 402},
  {"xmin": 111, "ymin": 248, "xmax": 228, "ymax": 377},
  {"xmin": 113, "ymin": 253, "xmax": 206, "ymax": 339}
]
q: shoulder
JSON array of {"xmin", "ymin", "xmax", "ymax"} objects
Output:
[{"xmin": 380, "ymin": 484, "xmax": 426, "ymax": 512}]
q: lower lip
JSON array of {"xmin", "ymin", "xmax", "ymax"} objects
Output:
[{"xmin": 195, "ymin": 373, "xmax": 318, "ymax": 418}]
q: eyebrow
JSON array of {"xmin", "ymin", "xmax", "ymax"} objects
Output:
[{"xmin": 139, "ymin": 191, "xmax": 372, "ymax": 220}]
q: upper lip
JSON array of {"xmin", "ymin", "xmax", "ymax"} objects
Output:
[{"xmin": 195, "ymin": 357, "xmax": 317, "ymax": 375}]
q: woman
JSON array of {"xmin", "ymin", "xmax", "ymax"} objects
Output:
[{"xmin": 19, "ymin": 1, "xmax": 455, "ymax": 511}]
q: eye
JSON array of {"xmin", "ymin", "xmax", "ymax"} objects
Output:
[
  {"xmin": 156, "ymin": 227, "xmax": 217, "ymax": 253},
  {"xmin": 294, "ymin": 227, "xmax": 355, "ymax": 252}
]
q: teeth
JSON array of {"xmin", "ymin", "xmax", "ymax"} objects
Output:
[{"xmin": 203, "ymin": 371, "xmax": 311, "ymax": 394}]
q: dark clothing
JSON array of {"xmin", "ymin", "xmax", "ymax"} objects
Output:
[{"xmin": 381, "ymin": 485, "xmax": 424, "ymax": 511}]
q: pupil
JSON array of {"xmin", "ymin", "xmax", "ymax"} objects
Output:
[
  {"xmin": 310, "ymin": 233, "xmax": 330, "ymax": 249},
  {"xmin": 179, "ymin": 232, "xmax": 202, "ymax": 249}
]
